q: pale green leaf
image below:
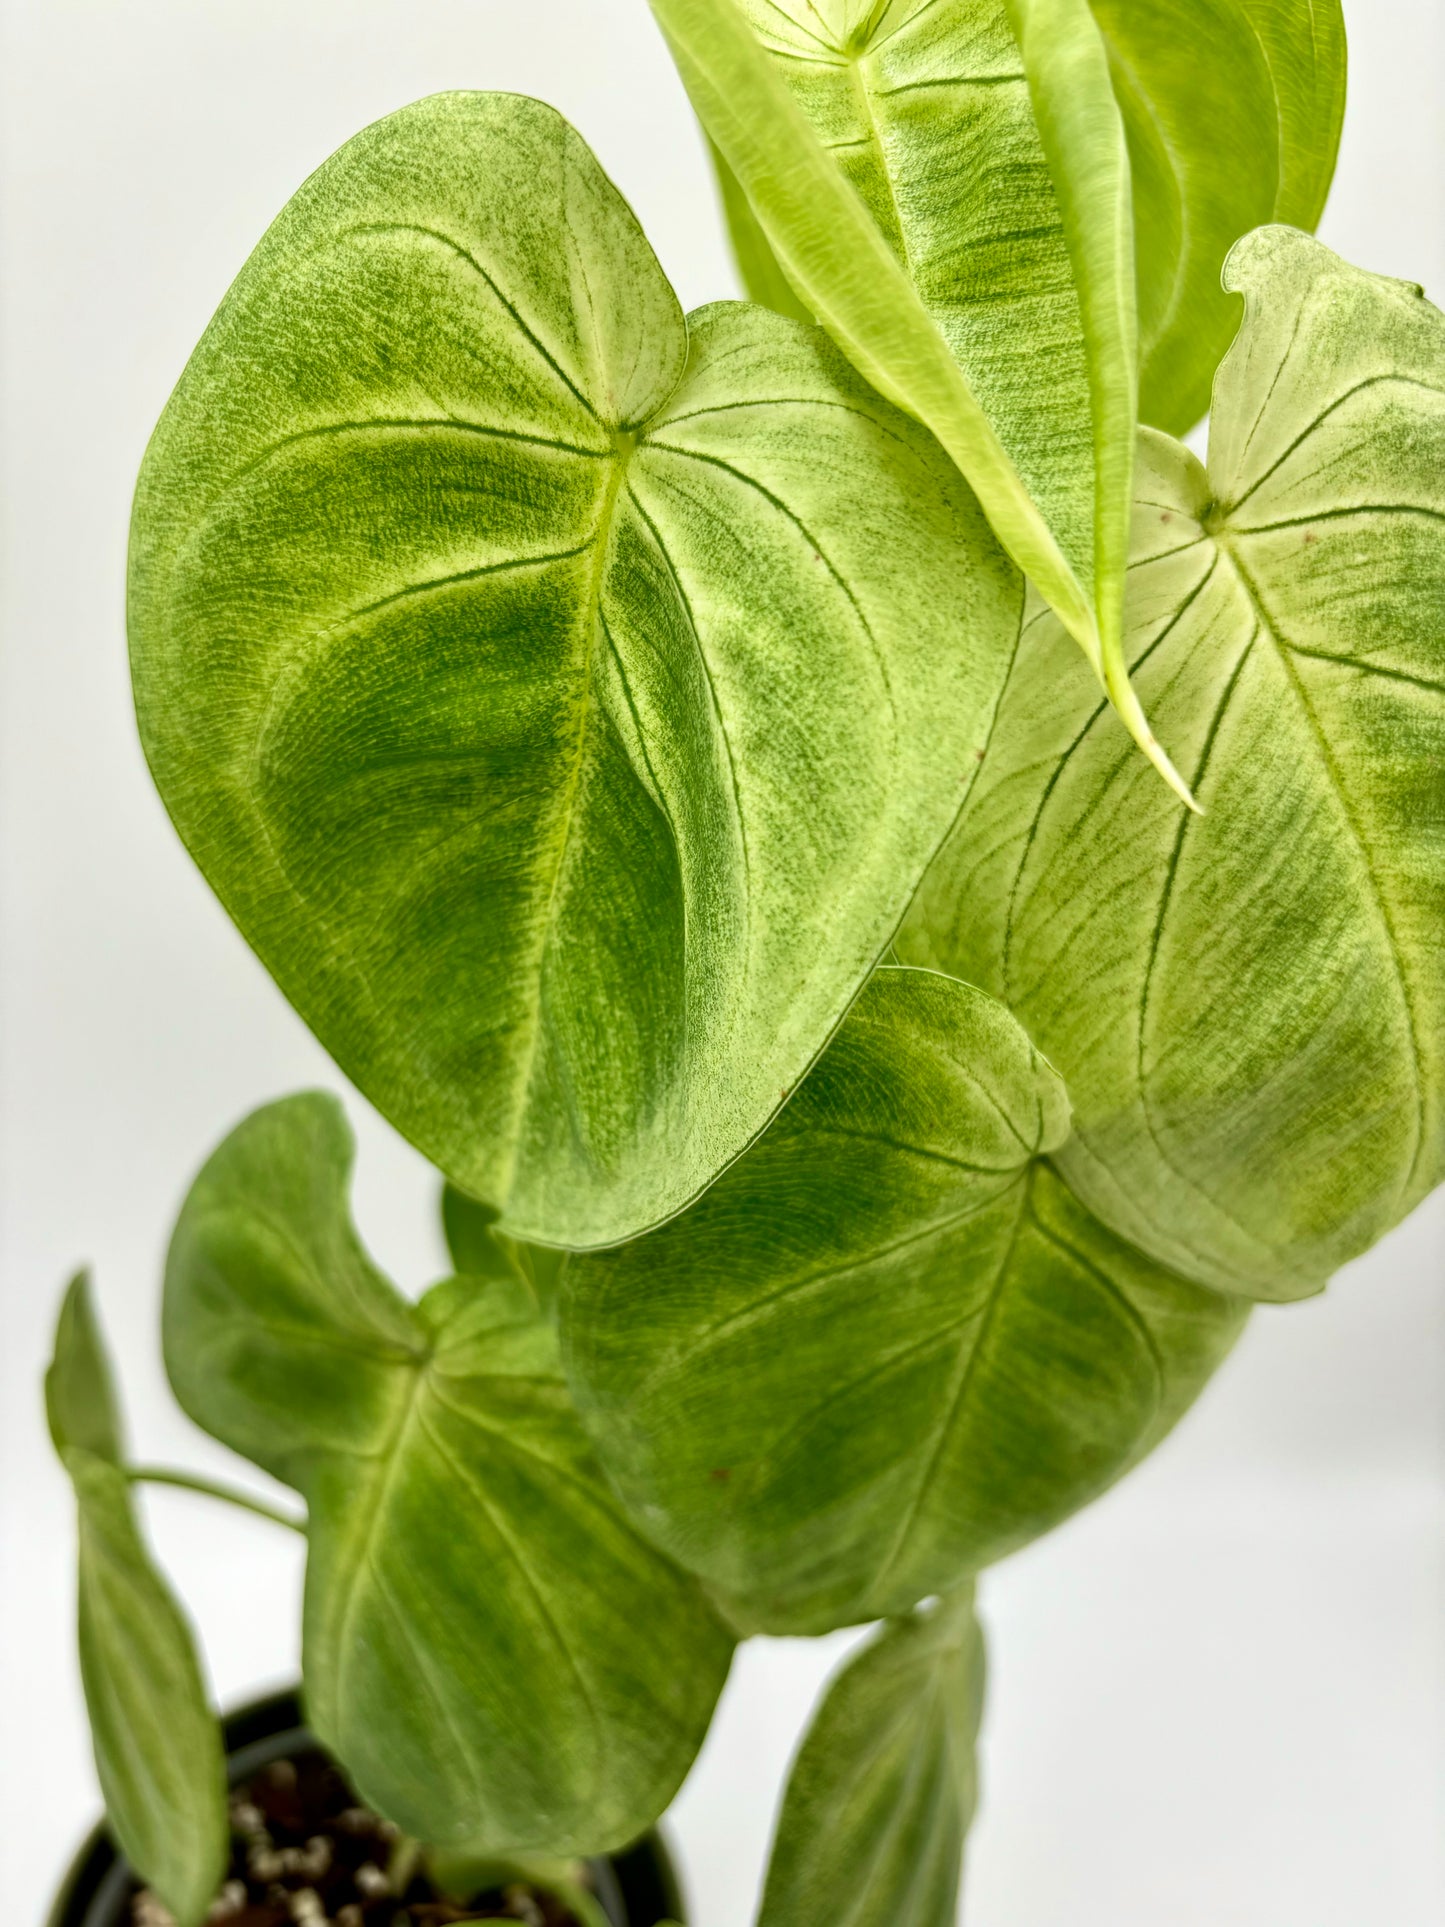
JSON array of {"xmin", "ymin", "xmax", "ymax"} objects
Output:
[
  {"xmin": 902, "ymin": 228, "xmax": 1445, "ymax": 1300},
  {"xmin": 758, "ymin": 1590, "xmax": 985, "ymax": 1927},
  {"xmin": 1093, "ymin": 0, "xmax": 1347, "ymax": 432},
  {"xmin": 651, "ymin": 0, "xmax": 1191, "ymax": 800},
  {"xmin": 163, "ymin": 1093, "xmax": 733, "ymax": 1855},
  {"xmin": 1003, "ymin": 0, "xmax": 1141, "ymax": 760},
  {"xmin": 707, "ymin": 136, "xmax": 812, "ymax": 323},
  {"xmin": 562, "ymin": 970, "xmax": 1244, "ymax": 1633},
  {"xmin": 706, "ymin": 3, "xmax": 1347, "ymax": 449},
  {"xmin": 47, "ymin": 1276, "xmax": 228, "ymax": 1927},
  {"xmin": 129, "ymin": 90, "xmax": 1023, "ymax": 1251}
]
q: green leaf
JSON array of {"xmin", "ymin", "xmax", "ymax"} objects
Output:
[
  {"xmin": 562, "ymin": 970, "xmax": 1245, "ymax": 1633},
  {"xmin": 1093, "ymin": 0, "xmax": 1347, "ymax": 433},
  {"xmin": 704, "ymin": 3, "xmax": 1347, "ymax": 457},
  {"xmin": 649, "ymin": 0, "xmax": 1192, "ymax": 803},
  {"xmin": 46, "ymin": 1270, "xmax": 124, "ymax": 1465},
  {"xmin": 757, "ymin": 1590, "xmax": 985, "ymax": 1927},
  {"xmin": 442, "ymin": 1182, "xmax": 569, "ymax": 1312},
  {"xmin": 129, "ymin": 90, "xmax": 1024, "ymax": 1252},
  {"xmin": 706, "ymin": 136, "xmax": 813, "ymax": 323},
  {"xmin": 163, "ymin": 1093, "xmax": 734, "ymax": 1855},
  {"xmin": 46, "ymin": 1275, "xmax": 228, "ymax": 1927},
  {"xmin": 902, "ymin": 228, "xmax": 1445, "ymax": 1300}
]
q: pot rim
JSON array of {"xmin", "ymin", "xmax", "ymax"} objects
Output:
[{"xmin": 45, "ymin": 1685, "xmax": 684, "ymax": 1927}]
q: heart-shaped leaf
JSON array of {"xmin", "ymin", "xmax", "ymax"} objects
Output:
[
  {"xmin": 903, "ymin": 229, "xmax": 1445, "ymax": 1300},
  {"xmin": 757, "ymin": 1590, "xmax": 985, "ymax": 1927},
  {"xmin": 163, "ymin": 1093, "xmax": 734, "ymax": 1854},
  {"xmin": 47, "ymin": 1276, "xmax": 229, "ymax": 1927},
  {"xmin": 129, "ymin": 91, "xmax": 1021, "ymax": 1251},
  {"xmin": 562, "ymin": 969, "xmax": 1245, "ymax": 1633},
  {"xmin": 651, "ymin": 0, "xmax": 1195, "ymax": 804}
]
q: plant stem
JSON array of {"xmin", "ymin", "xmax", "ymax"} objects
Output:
[
  {"xmin": 544, "ymin": 1880, "xmax": 613, "ymax": 1927},
  {"xmin": 126, "ymin": 1465, "xmax": 306, "ymax": 1533},
  {"xmin": 386, "ymin": 1835, "xmax": 424, "ymax": 1895}
]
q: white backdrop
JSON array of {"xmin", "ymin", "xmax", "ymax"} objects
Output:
[{"xmin": 2, "ymin": 3, "xmax": 1442, "ymax": 1923}]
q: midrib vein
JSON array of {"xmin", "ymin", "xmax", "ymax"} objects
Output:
[
  {"xmin": 846, "ymin": 51, "xmax": 911, "ymax": 269},
  {"xmin": 1218, "ymin": 535, "xmax": 1428, "ymax": 1199},
  {"xmin": 500, "ymin": 447, "xmax": 631, "ymax": 1203}
]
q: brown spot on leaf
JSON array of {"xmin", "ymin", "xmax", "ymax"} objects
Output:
[{"xmin": 710, "ymin": 1467, "xmax": 732, "ymax": 1483}]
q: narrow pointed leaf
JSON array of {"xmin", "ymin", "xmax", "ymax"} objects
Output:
[
  {"xmin": 163, "ymin": 1093, "xmax": 733, "ymax": 1854},
  {"xmin": 707, "ymin": 137, "xmax": 812, "ymax": 323},
  {"xmin": 903, "ymin": 229, "xmax": 1445, "ymax": 1299},
  {"xmin": 130, "ymin": 90, "xmax": 1022, "ymax": 1251},
  {"xmin": 563, "ymin": 970, "xmax": 1244, "ymax": 1632},
  {"xmin": 650, "ymin": 0, "xmax": 1190, "ymax": 797},
  {"xmin": 1093, "ymin": 0, "xmax": 1347, "ymax": 432},
  {"xmin": 758, "ymin": 1591, "xmax": 985, "ymax": 1927},
  {"xmin": 47, "ymin": 1276, "xmax": 228, "ymax": 1927},
  {"xmin": 1002, "ymin": 0, "xmax": 1153, "ymax": 784}
]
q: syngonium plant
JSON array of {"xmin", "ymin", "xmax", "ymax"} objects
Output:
[{"xmin": 45, "ymin": 0, "xmax": 1445, "ymax": 1921}]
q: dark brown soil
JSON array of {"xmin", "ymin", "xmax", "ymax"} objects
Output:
[{"xmin": 132, "ymin": 1751, "xmax": 595, "ymax": 1927}]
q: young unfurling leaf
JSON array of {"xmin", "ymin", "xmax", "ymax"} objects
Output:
[{"xmin": 651, "ymin": 0, "xmax": 1194, "ymax": 802}]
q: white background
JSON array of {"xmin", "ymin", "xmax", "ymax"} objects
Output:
[{"xmin": 2, "ymin": 2, "xmax": 1442, "ymax": 1922}]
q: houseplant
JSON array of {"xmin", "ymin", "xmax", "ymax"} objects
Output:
[{"xmin": 43, "ymin": 0, "xmax": 1445, "ymax": 1922}]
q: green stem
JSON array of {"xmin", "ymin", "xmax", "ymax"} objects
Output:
[
  {"xmin": 386, "ymin": 1835, "xmax": 423, "ymax": 1894},
  {"xmin": 543, "ymin": 1880, "xmax": 613, "ymax": 1927},
  {"xmin": 126, "ymin": 1465, "xmax": 306, "ymax": 1534}
]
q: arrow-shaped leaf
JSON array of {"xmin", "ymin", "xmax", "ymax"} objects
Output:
[
  {"xmin": 46, "ymin": 1275, "xmax": 229, "ymax": 1927},
  {"xmin": 163, "ymin": 1092, "xmax": 734, "ymax": 1854},
  {"xmin": 757, "ymin": 1590, "xmax": 985, "ymax": 1927}
]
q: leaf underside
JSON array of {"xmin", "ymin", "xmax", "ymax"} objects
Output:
[
  {"xmin": 562, "ymin": 969, "xmax": 1244, "ymax": 1633},
  {"xmin": 163, "ymin": 1092, "xmax": 733, "ymax": 1855},
  {"xmin": 903, "ymin": 228, "xmax": 1445, "ymax": 1300},
  {"xmin": 128, "ymin": 89, "xmax": 1021, "ymax": 1252},
  {"xmin": 653, "ymin": 0, "xmax": 1209, "ymax": 801},
  {"xmin": 711, "ymin": 1, "xmax": 1344, "ymax": 441}
]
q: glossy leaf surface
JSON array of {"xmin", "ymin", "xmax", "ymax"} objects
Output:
[
  {"xmin": 1093, "ymin": 0, "xmax": 1346, "ymax": 432},
  {"xmin": 130, "ymin": 91, "xmax": 1021, "ymax": 1250},
  {"xmin": 563, "ymin": 970, "xmax": 1244, "ymax": 1632},
  {"xmin": 904, "ymin": 229, "xmax": 1445, "ymax": 1300},
  {"xmin": 163, "ymin": 1094, "xmax": 733, "ymax": 1853},
  {"xmin": 758, "ymin": 1591, "xmax": 985, "ymax": 1927},
  {"xmin": 47, "ymin": 1276, "xmax": 228, "ymax": 1927},
  {"xmin": 652, "ymin": 0, "xmax": 1192, "ymax": 800}
]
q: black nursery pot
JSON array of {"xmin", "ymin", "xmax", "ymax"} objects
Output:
[{"xmin": 48, "ymin": 1690, "xmax": 684, "ymax": 1927}]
